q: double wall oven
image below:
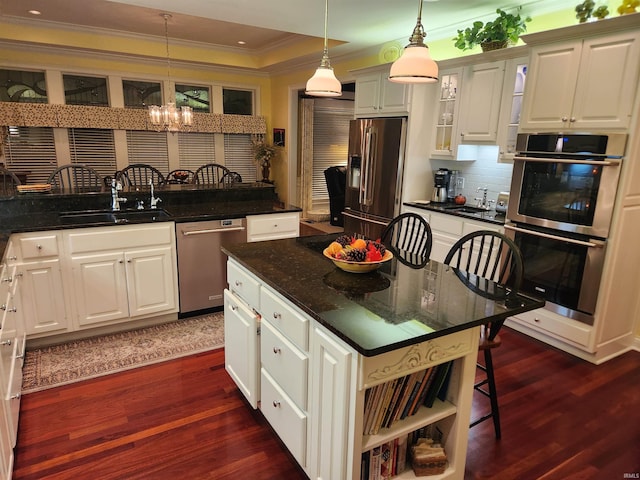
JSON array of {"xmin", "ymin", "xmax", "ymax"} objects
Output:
[{"xmin": 505, "ymin": 133, "xmax": 627, "ymax": 325}]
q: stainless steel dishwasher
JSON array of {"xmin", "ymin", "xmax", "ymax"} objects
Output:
[{"xmin": 176, "ymin": 218, "xmax": 246, "ymax": 314}]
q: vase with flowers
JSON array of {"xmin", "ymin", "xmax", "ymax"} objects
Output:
[{"xmin": 251, "ymin": 137, "xmax": 280, "ymax": 183}]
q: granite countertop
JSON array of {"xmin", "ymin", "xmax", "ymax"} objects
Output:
[
  {"xmin": 403, "ymin": 201, "xmax": 506, "ymax": 225},
  {"xmin": 222, "ymin": 234, "xmax": 544, "ymax": 357},
  {"xmin": 0, "ymin": 183, "xmax": 301, "ymax": 261}
]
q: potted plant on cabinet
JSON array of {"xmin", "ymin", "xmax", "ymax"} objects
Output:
[{"xmin": 453, "ymin": 8, "xmax": 531, "ymax": 52}]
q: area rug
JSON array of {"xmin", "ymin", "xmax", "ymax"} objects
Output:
[{"xmin": 21, "ymin": 312, "xmax": 224, "ymax": 394}]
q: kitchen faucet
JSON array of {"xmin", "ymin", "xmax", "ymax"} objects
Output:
[
  {"xmin": 149, "ymin": 180, "xmax": 161, "ymax": 209},
  {"xmin": 474, "ymin": 187, "xmax": 494, "ymax": 210},
  {"xmin": 111, "ymin": 179, "xmax": 127, "ymax": 211}
]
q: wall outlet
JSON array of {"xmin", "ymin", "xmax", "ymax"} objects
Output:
[{"xmin": 456, "ymin": 177, "xmax": 465, "ymax": 189}]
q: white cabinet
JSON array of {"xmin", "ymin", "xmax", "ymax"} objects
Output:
[
  {"xmin": 497, "ymin": 58, "xmax": 527, "ymax": 159},
  {"xmin": 354, "ymin": 68, "xmax": 410, "ymax": 117},
  {"xmin": 432, "ymin": 69, "xmax": 463, "ymax": 159},
  {"xmin": 458, "ymin": 61, "xmax": 505, "ymax": 143},
  {"xmin": 12, "ymin": 231, "xmax": 69, "ymax": 336},
  {"xmin": 520, "ymin": 29, "xmax": 640, "ymax": 131},
  {"xmin": 246, "ymin": 212, "xmax": 300, "ymax": 243},
  {"xmin": 64, "ymin": 224, "xmax": 178, "ymax": 329}
]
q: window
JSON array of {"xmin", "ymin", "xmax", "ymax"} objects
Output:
[
  {"xmin": 63, "ymin": 74, "xmax": 109, "ymax": 106},
  {"xmin": 122, "ymin": 80, "xmax": 162, "ymax": 109},
  {"xmin": 178, "ymin": 132, "xmax": 215, "ymax": 171},
  {"xmin": 312, "ymin": 103, "xmax": 351, "ymax": 201},
  {"xmin": 125, "ymin": 131, "xmax": 169, "ymax": 173},
  {"xmin": 68, "ymin": 128, "xmax": 116, "ymax": 179},
  {"xmin": 4, "ymin": 126, "xmax": 57, "ymax": 184},
  {"xmin": 224, "ymin": 134, "xmax": 256, "ymax": 182},
  {"xmin": 176, "ymin": 84, "xmax": 210, "ymax": 113},
  {"xmin": 0, "ymin": 69, "xmax": 47, "ymax": 103},
  {"xmin": 223, "ymin": 89, "xmax": 253, "ymax": 115}
]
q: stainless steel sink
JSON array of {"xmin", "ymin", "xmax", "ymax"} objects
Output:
[
  {"xmin": 59, "ymin": 209, "xmax": 172, "ymax": 225},
  {"xmin": 452, "ymin": 206, "xmax": 489, "ymax": 214}
]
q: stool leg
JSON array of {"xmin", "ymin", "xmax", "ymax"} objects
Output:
[{"xmin": 484, "ymin": 349, "xmax": 501, "ymax": 439}]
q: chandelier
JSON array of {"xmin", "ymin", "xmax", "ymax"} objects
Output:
[{"xmin": 148, "ymin": 13, "xmax": 193, "ymax": 132}]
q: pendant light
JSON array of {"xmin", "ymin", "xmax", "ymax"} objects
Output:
[
  {"xmin": 305, "ymin": 0, "xmax": 342, "ymax": 97},
  {"xmin": 389, "ymin": 0, "xmax": 438, "ymax": 84},
  {"xmin": 148, "ymin": 13, "xmax": 193, "ymax": 132}
]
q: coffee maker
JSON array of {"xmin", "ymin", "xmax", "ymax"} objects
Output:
[{"xmin": 431, "ymin": 168, "xmax": 451, "ymax": 203}]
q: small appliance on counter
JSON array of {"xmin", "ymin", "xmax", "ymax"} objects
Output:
[
  {"xmin": 495, "ymin": 192, "xmax": 509, "ymax": 214},
  {"xmin": 431, "ymin": 168, "xmax": 451, "ymax": 203}
]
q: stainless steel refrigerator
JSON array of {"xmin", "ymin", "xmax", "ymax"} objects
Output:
[{"xmin": 343, "ymin": 117, "xmax": 407, "ymax": 240}]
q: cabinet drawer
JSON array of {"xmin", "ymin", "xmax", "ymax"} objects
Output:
[
  {"xmin": 246, "ymin": 212, "xmax": 299, "ymax": 242},
  {"xmin": 260, "ymin": 368, "xmax": 307, "ymax": 467},
  {"xmin": 227, "ymin": 260, "xmax": 261, "ymax": 310},
  {"xmin": 261, "ymin": 319, "xmax": 308, "ymax": 410},
  {"xmin": 510, "ymin": 308, "xmax": 591, "ymax": 348},
  {"xmin": 65, "ymin": 224, "xmax": 173, "ymax": 254},
  {"xmin": 260, "ymin": 286, "xmax": 309, "ymax": 351},
  {"xmin": 430, "ymin": 214, "xmax": 463, "ymax": 236},
  {"xmin": 18, "ymin": 233, "xmax": 59, "ymax": 259}
]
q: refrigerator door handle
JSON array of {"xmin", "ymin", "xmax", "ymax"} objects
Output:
[
  {"xmin": 342, "ymin": 210, "xmax": 389, "ymax": 226},
  {"xmin": 362, "ymin": 127, "xmax": 376, "ymax": 206}
]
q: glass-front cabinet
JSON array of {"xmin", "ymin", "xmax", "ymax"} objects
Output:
[
  {"xmin": 499, "ymin": 59, "xmax": 527, "ymax": 160},
  {"xmin": 432, "ymin": 69, "xmax": 462, "ymax": 159}
]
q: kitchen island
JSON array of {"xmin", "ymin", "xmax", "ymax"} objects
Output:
[{"xmin": 222, "ymin": 235, "xmax": 543, "ymax": 479}]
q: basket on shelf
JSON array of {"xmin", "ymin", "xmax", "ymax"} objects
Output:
[
  {"xmin": 410, "ymin": 438, "xmax": 447, "ymax": 476},
  {"xmin": 481, "ymin": 40, "xmax": 508, "ymax": 52}
]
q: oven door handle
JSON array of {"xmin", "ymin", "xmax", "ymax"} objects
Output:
[
  {"xmin": 513, "ymin": 155, "xmax": 621, "ymax": 166},
  {"xmin": 504, "ymin": 224, "xmax": 605, "ymax": 248}
]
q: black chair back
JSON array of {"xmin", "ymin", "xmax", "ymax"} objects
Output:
[
  {"xmin": 117, "ymin": 164, "xmax": 165, "ymax": 187},
  {"xmin": 220, "ymin": 171, "xmax": 242, "ymax": 186},
  {"xmin": 381, "ymin": 212, "xmax": 432, "ymax": 269},
  {"xmin": 48, "ymin": 164, "xmax": 103, "ymax": 192},
  {"xmin": 193, "ymin": 163, "xmax": 231, "ymax": 185},
  {"xmin": 0, "ymin": 167, "xmax": 22, "ymax": 195}
]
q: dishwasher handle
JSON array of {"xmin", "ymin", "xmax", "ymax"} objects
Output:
[{"xmin": 182, "ymin": 226, "xmax": 246, "ymax": 236}]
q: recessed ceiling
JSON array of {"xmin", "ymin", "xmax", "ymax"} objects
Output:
[{"xmin": 1, "ymin": 0, "xmax": 580, "ymax": 72}]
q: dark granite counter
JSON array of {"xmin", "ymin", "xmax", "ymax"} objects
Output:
[
  {"xmin": 222, "ymin": 234, "xmax": 544, "ymax": 356},
  {"xmin": 0, "ymin": 183, "xmax": 301, "ymax": 261},
  {"xmin": 404, "ymin": 201, "xmax": 506, "ymax": 225}
]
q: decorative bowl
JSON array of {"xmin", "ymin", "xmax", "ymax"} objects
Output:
[{"xmin": 323, "ymin": 248, "xmax": 393, "ymax": 273}]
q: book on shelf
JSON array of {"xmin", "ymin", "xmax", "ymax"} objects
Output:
[
  {"xmin": 379, "ymin": 441, "xmax": 393, "ymax": 480},
  {"xmin": 407, "ymin": 367, "xmax": 436, "ymax": 417},
  {"xmin": 369, "ymin": 445, "xmax": 381, "ymax": 480},
  {"xmin": 364, "ymin": 382, "xmax": 387, "ymax": 435},
  {"xmin": 436, "ymin": 360, "xmax": 454, "ymax": 402},
  {"xmin": 424, "ymin": 361, "xmax": 453, "ymax": 408},
  {"xmin": 361, "ymin": 450, "xmax": 370, "ymax": 480},
  {"xmin": 370, "ymin": 380, "xmax": 395, "ymax": 435}
]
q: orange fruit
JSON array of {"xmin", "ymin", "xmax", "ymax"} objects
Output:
[
  {"xmin": 327, "ymin": 242, "xmax": 343, "ymax": 256},
  {"xmin": 352, "ymin": 238, "xmax": 367, "ymax": 250}
]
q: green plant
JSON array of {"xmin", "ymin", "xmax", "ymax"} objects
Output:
[
  {"xmin": 575, "ymin": 0, "xmax": 595, "ymax": 22},
  {"xmin": 593, "ymin": 5, "xmax": 610, "ymax": 18},
  {"xmin": 453, "ymin": 8, "xmax": 531, "ymax": 51},
  {"xmin": 251, "ymin": 138, "xmax": 280, "ymax": 165}
]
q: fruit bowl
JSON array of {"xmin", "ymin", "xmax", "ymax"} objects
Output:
[{"xmin": 323, "ymin": 248, "xmax": 393, "ymax": 273}]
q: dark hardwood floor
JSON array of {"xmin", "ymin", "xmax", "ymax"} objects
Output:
[{"xmin": 14, "ymin": 328, "xmax": 640, "ymax": 480}]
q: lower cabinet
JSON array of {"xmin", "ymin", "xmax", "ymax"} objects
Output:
[
  {"xmin": 224, "ymin": 258, "xmax": 479, "ymax": 479},
  {"xmin": 20, "ymin": 260, "xmax": 67, "ymax": 335},
  {"xmin": 64, "ymin": 224, "xmax": 178, "ymax": 329}
]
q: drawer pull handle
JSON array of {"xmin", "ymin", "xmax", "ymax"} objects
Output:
[
  {"xmin": 15, "ymin": 272, "xmax": 23, "ymax": 278},
  {"xmin": 272, "ymin": 400, "xmax": 281, "ymax": 408},
  {"xmin": 0, "ymin": 304, "xmax": 5, "ymax": 311},
  {"xmin": 7, "ymin": 256, "xmax": 17, "ymax": 261},
  {"xmin": 1, "ymin": 276, "xmax": 11, "ymax": 283},
  {"xmin": 1, "ymin": 340, "xmax": 11, "ymax": 346},
  {"xmin": 230, "ymin": 304, "xmax": 238, "ymax": 311},
  {"xmin": 10, "ymin": 394, "xmax": 20, "ymax": 400},
  {"xmin": 273, "ymin": 347, "xmax": 281, "ymax": 354},
  {"xmin": 235, "ymin": 280, "xmax": 243, "ymax": 287},
  {"xmin": 7, "ymin": 307, "xmax": 17, "ymax": 313},
  {"xmin": 37, "ymin": 244, "xmax": 42, "ymax": 250},
  {"xmin": 273, "ymin": 312, "xmax": 281, "ymax": 320},
  {"xmin": 534, "ymin": 317, "xmax": 540, "ymax": 323}
]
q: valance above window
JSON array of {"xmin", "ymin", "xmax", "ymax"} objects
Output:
[{"xmin": 0, "ymin": 102, "xmax": 266, "ymax": 134}]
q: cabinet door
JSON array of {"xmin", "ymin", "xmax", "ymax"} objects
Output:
[
  {"xmin": 459, "ymin": 61, "xmax": 505, "ymax": 142},
  {"xmin": 432, "ymin": 69, "xmax": 463, "ymax": 159},
  {"xmin": 379, "ymin": 77, "xmax": 409, "ymax": 114},
  {"xmin": 20, "ymin": 260, "xmax": 68, "ymax": 335},
  {"xmin": 70, "ymin": 251, "xmax": 129, "ymax": 326},
  {"xmin": 519, "ymin": 40, "xmax": 582, "ymax": 131},
  {"xmin": 355, "ymin": 73, "xmax": 382, "ymax": 116},
  {"xmin": 224, "ymin": 289, "xmax": 260, "ymax": 409},
  {"xmin": 571, "ymin": 31, "xmax": 640, "ymax": 130},
  {"xmin": 125, "ymin": 246, "xmax": 177, "ymax": 317},
  {"xmin": 309, "ymin": 326, "xmax": 353, "ymax": 480}
]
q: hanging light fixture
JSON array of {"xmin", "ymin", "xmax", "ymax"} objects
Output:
[
  {"xmin": 148, "ymin": 13, "xmax": 193, "ymax": 132},
  {"xmin": 305, "ymin": 0, "xmax": 342, "ymax": 97},
  {"xmin": 389, "ymin": 0, "xmax": 438, "ymax": 84}
]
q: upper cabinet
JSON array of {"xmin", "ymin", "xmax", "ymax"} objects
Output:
[
  {"xmin": 431, "ymin": 68, "xmax": 463, "ymax": 159},
  {"xmin": 354, "ymin": 66, "xmax": 410, "ymax": 117},
  {"xmin": 520, "ymin": 28, "xmax": 640, "ymax": 131}
]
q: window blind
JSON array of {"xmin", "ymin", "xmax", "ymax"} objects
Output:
[
  {"xmin": 178, "ymin": 132, "xmax": 215, "ymax": 172},
  {"xmin": 223, "ymin": 134, "xmax": 257, "ymax": 182},
  {"xmin": 68, "ymin": 128, "xmax": 116, "ymax": 179},
  {"xmin": 4, "ymin": 126, "xmax": 57, "ymax": 184},
  {"xmin": 125, "ymin": 131, "xmax": 169, "ymax": 173},
  {"xmin": 312, "ymin": 104, "xmax": 351, "ymax": 200}
]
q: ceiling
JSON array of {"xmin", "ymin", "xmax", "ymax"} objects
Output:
[{"xmin": 1, "ymin": 0, "xmax": 578, "ymax": 73}]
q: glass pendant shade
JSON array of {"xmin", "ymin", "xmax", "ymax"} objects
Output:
[
  {"xmin": 306, "ymin": 63, "xmax": 342, "ymax": 97},
  {"xmin": 389, "ymin": 45, "xmax": 438, "ymax": 83},
  {"xmin": 306, "ymin": 0, "xmax": 342, "ymax": 97},
  {"xmin": 389, "ymin": 0, "xmax": 438, "ymax": 84}
]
